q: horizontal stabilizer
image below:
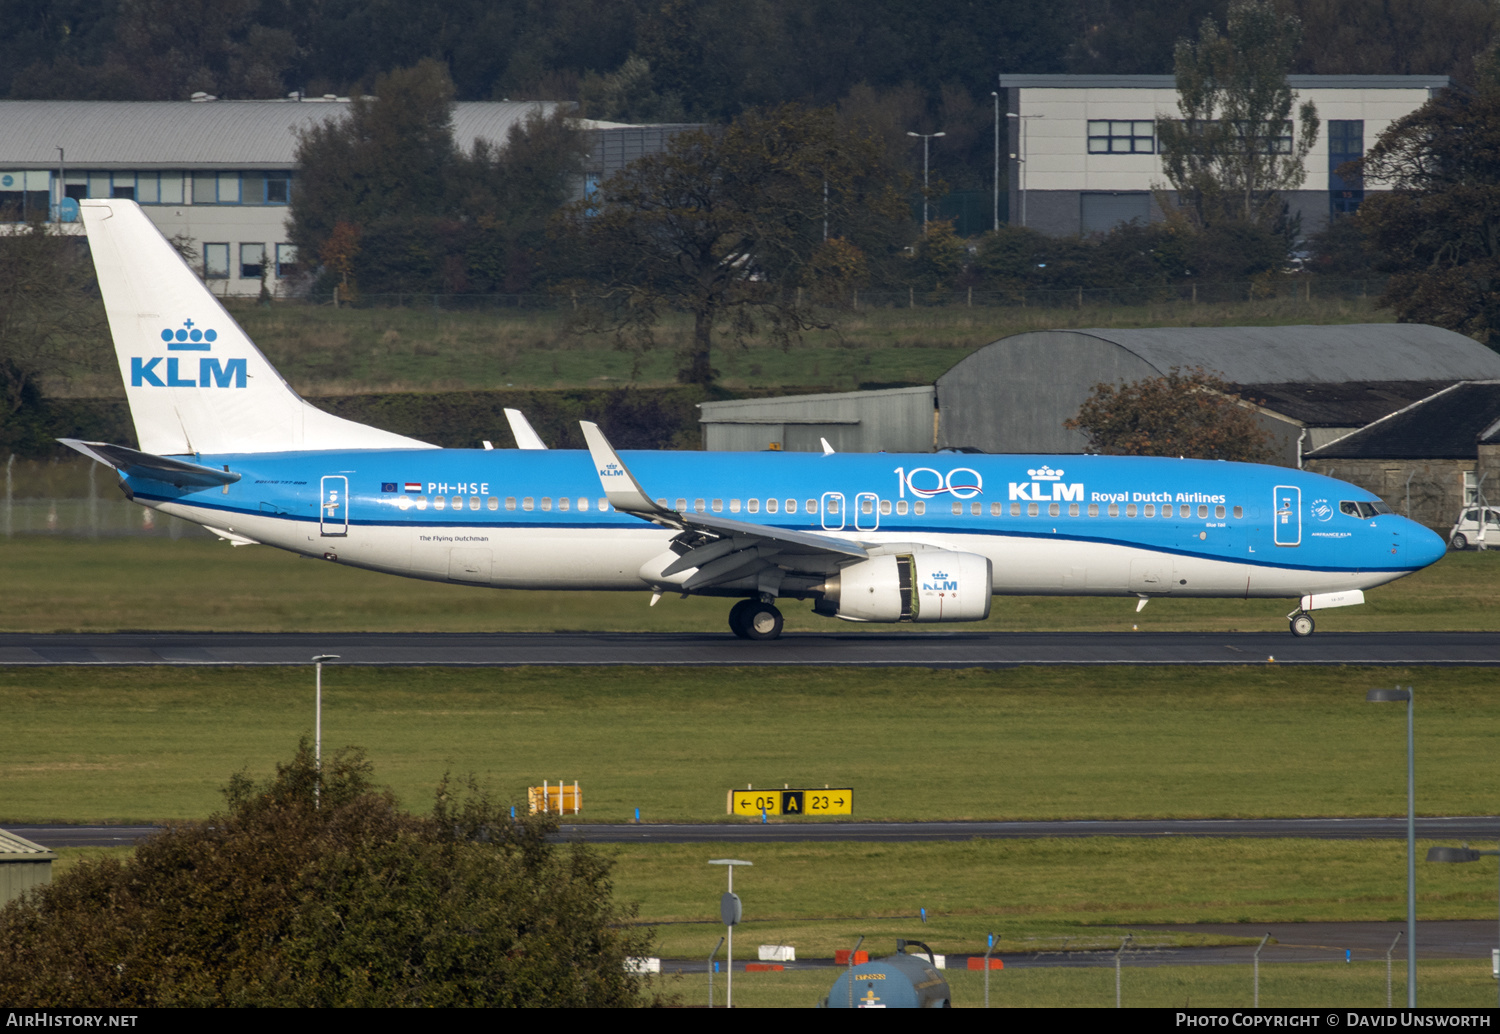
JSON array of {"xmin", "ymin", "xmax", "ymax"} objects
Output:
[{"xmin": 58, "ymin": 439, "xmax": 240, "ymax": 488}]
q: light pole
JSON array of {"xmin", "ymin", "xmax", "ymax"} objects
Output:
[
  {"xmin": 709, "ymin": 859, "xmax": 751, "ymax": 1007},
  {"xmin": 1006, "ymin": 112, "xmax": 1042, "ymax": 228},
  {"xmin": 906, "ymin": 130, "xmax": 945, "ymax": 229},
  {"xmin": 312, "ymin": 654, "xmax": 339, "ymax": 807},
  {"xmin": 1426, "ymin": 843, "xmax": 1500, "ymax": 1008},
  {"xmin": 991, "ymin": 92, "xmax": 1000, "ymax": 232},
  {"xmin": 1368, "ymin": 685, "xmax": 1416, "ymax": 1007}
]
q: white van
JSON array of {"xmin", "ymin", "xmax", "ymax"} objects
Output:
[{"xmin": 1449, "ymin": 506, "xmax": 1500, "ymax": 550}]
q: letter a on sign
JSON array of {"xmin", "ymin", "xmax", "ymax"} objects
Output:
[{"xmin": 781, "ymin": 791, "xmax": 804, "ymax": 814}]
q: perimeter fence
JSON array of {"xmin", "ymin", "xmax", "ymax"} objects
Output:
[
  {"xmin": 279, "ymin": 278, "xmax": 1386, "ymax": 313},
  {"xmin": 2, "ymin": 454, "xmax": 207, "ymax": 539}
]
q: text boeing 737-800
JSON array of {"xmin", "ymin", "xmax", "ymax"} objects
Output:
[{"xmin": 61, "ymin": 199, "xmax": 1447, "ymax": 639}]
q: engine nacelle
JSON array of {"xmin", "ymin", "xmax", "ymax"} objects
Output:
[{"xmin": 815, "ymin": 551, "xmax": 992, "ymax": 623}]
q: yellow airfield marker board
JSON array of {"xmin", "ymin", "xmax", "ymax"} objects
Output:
[{"xmin": 728, "ymin": 788, "xmax": 854, "ymax": 817}]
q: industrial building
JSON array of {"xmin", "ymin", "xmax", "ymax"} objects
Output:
[
  {"xmin": 0, "ymin": 99, "xmax": 690, "ymax": 296},
  {"xmin": 998, "ymin": 74, "xmax": 1450, "ymax": 237},
  {"xmin": 0, "ymin": 828, "xmax": 56, "ymax": 907},
  {"xmin": 1305, "ymin": 381, "xmax": 1500, "ymax": 529},
  {"xmin": 934, "ymin": 324, "xmax": 1500, "ymax": 464},
  {"xmin": 700, "ymin": 386, "xmax": 935, "ymax": 454},
  {"xmin": 702, "ymin": 325, "xmax": 1500, "ymax": 476}
]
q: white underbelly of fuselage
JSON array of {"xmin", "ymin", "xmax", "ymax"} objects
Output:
[{"xmin": 155, "ymin": 502, "xmax": 1405, "ymax": 599}]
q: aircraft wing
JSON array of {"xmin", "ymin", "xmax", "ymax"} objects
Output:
[
  {"xmin": 579, "ymin": 421, "xmax": 867, "ymax": 591},
  {"xmin": 58, "ymin": 438, "xmax": 241, "ymax": 488}
]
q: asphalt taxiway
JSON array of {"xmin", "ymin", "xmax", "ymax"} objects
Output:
[{"xmin": 3, "ymin": 630, "xmax": 1500, "ymax": 666}]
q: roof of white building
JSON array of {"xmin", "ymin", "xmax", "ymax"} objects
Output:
[{"xmin": 0, "ymin": 99, "xmax": 573, "ymax": 170}]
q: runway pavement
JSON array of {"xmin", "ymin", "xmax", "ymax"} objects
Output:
[
  {"xmin": 4, "ymin": 630, "xmax": 1500, "ymax": 666},
  {"xmin": 14, "ymin": 816, "xmax": 1499, "ymax": 848}
]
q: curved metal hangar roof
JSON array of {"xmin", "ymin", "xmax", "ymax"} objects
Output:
[{"xmin": 936, "ymin": 324, "xmax": 1500, "ymax": 454}]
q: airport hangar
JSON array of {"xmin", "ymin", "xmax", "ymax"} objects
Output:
[
  {"xmin": 699, "ymin": 324, "xmax": 1500, "ymax": 524},
  {"xmin": 996, "ymin": 74, "xmax": 1450, "ymax": 238},
  {"xmin": 0, "ymin": 98, "xmax": 692, "ymax": 298}
]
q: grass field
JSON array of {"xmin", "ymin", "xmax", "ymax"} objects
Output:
[
  {"xmin": 5, "ymin": 664, "xmax": 1498, "ymax": 826},
  {"xmin": 663, "ymin": 960, "xmax": 1494, "ymax": 1009},
  {"xmin": 50, "ymin": 294, "xmax": 1391, "ymax": 398},
  {"xmin": 2, "ymin": 536, "xmax": 1496, "ymax": 634}
]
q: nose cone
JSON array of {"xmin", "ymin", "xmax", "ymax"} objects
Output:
[{"xmin": 1406, "ymin": 519, "xmax": 1448, "ymax": 570}]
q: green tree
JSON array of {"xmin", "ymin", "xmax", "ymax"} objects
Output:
[
  {"xmin": 558, "ymin": 103, "xmax": 909, "ymax": 386},
  {"xmin": 1155, "ymin": 0, "xmax": 1320, "ymax": 230},
  {"xmin": 0, "ymin": 743, "xmax": 657, "ymax": 1007},
  {"xmin": 1353, "ymin": 50, "xmax": 1500, "ymax": 343},
  {"xmin": 0, "ymin": 223, "xmax": 107, "ymax": 454},
  {"xmin": 1064, "ymin": 366, "xmax": 1276, "ymax": 462}
]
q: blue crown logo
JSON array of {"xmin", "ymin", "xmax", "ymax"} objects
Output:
[{"xmin": 161, "ymin": 319, "xmax": 218, "ymax": 351}]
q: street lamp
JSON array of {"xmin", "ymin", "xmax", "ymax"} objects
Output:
[
  {"xmin": 1006, "ymin": 112, "xmax": 1042, "ymax": 229},
  {"xmin": 991, "ymin": 92, "xmax": 1000, "ymax": 233},
  {"xmin": 708, "ymin": 858, "xmax": 751, "ymax": 1007},
  {"xmin": 312, "ymin": 654, "xmax": 339, "ymax": 807},
  {"xmin": 1368, "ymin": 685, "xmax": 1416, "ymax": 1007},
  {"xmin": 1426, "ymin": 843, "xmax": 1500, "ymax": 1008},
  {"xmin": 906, "ymin": 130, "xmax": 946, "ymax": 229}
]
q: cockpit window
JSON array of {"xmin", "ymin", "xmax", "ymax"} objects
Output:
[
  {"xmin": 1340, "ymin": 501, "xmax": 1360, "ymax": 517},
  {"xmin": 1341, "ymin": 500, "xmax": 1390, "ymax": 518}
]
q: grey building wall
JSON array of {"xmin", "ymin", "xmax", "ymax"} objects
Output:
[
  {"xmin": 1303, "ymin": 456, "xmax": 1479, "ymax": 531},
  {"xmin": 700, "ymin": 386, "xmax": 935, "ymax": 453}
]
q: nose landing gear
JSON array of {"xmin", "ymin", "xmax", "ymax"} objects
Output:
[
  {"xmin": 1289, "ymin": 611, "xmax": 1315, "ymax": 637},
  {"xmin": 728, "ymin": 598, "xmax": 784, "ymax": 640}
]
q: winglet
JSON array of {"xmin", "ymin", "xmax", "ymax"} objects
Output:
[
  {"xmin": 580, "ymin": 421, "xmax": 671, "ymax": 516},
  {"xmin": 505, "ymin": 409, "xmax": 548, "ymax": 450},
  {"xmin": 820, "ymin": 437, "xmax": 836, "ymax": 455}
]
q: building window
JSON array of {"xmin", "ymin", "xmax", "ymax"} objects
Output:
[
  {"xmin": 1088, "ymin": 120, "xmax": 1155, "ymax": 154},
  {"xmin": 204, "ymin": 243, "xmax": 229, "ymax": 279},
  {"xmin": 275, "ymin": 243, "xmax": 299, "ymax": 278},
  {"xmin": 239, "ymin": 243, "xmax": 265, "ymax": 280},
  {"xmin": 1465, "ymin": 471, "xmax": 1479, "ymax": 506},
  {"xmin": 1329, "ymin": 119, "xmax": 1364, "ymax": 217}
]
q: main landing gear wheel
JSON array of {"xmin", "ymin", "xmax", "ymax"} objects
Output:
[
  {"xmin": 728, "ymin": 599, "xmax": 758, "ymax": 639},
  {"xmin": 728, "ymin": 600, "xmax": 784, "ymax": 640},
  {"xmin": 1290, "ymin": 612, "xmax": 1315, "ymax": 637}
]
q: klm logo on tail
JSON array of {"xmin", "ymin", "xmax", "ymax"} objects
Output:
[{"xmin": 132, "ymin": 320, "xmax": 246, "ymax": 388}]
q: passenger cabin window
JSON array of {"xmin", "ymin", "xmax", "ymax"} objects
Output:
[
  {"xmin": 1215, "ymin": 505, "xmax": 1225, "ymax": 519},
  {"xmin": 1144, "ymin": 504, "xmax": 1155, "ymax": 517},
  {"xmin": 694, "ymin": 498, "xmax": 705, "ymax": 513},
  {"xmin": 1088, "ymin": 503, "xmax": 1099, "ymax": 517},
  {"xmin": 598, "ymin": 498, "xmax": 608, "ymax": 511},
  {"xmin": 1048, "ymin": 502, "xmax": 1059, "ymax": 517},
  {"xmin": 578, "ymin": 497, "xmax": 589, "ymax": 511},
  {"xmin": 559, "ymin": 497, "xmax": 570, "ymax": 511},
  {"xmin": 748, "ymin": 498, "xmax": 760, "ymax": 513},
  {"xmin": 1010, "ymin": 503, "xmax": 1020, "ymax": 516},
  {"xmin": 951, "ymin": 502, "xmax": 962, "ymax": 515},
  {"xmin": 1126, "ymin": 504, "xmax": 1137, "ymax": 518},
  {"xmin": 896, "ymin": 500, "xmax": 908, "ymax": 515},
  {"xmin": 505, "ymin": 497, "xmax": 516, "ymax": 510},
  {"xmin": 416, "ymin": 496, "xmax": 428, "ymax": 510},
  {"xmin": 767, "ymin": 499, "xmax": 779, "ymax": 513},
  {"xmin": 1161, "ymin": 505, "xmax": 1173, "ymax": 518},
  {"xmin": 676, "ymin": 498, "xmax": 687, "ymax": 511},
  {"xmin": 1197, "ymin": 505, "xmax": 1208, "ymax": 518},
  {"xmin": 914, "ymin": 501, "xmax": 926, "ymax": 515},
  {"xmin": 1028, "ymin": 502, "xmax": 1040, "ymax": 517},
  {"xmin": 488, "ymin": 497, "xmax": 499, "ymax": 510},
  {"xmin": 540, "ymin": 497, "xmax": 552, "ymax": 511},
  {"xmin": 730, "ymin": 499, "xmax": 741, "ymax": 513},
  {"xmin": 1108, "ymin": 503, "xmax": 1119, "ymax": 517},
  {"xmin": 434, "ymin": 497, "xmax": 447, "ymax": 511},
  {"xmin": 469, "ymin": 496, "xmax": 480, "ymax": 511},
  {"xmin": 861, "ymin": 498, "xmax": 874, "ymax": 515},
  {"xmin": 1233, "ymin": 505, "xmax": 1243, "ymax": 519},
  {"xmin": 880, "ymin": 500, "xmax": 891, "ymax": 515},
  {"xmin": 990, "ymin": 502, "xmax": 1002, "ymax": 516},
  {"xmin": 522, "ymin": 497, "xmax": 534, "ymax": 511},
  {"xmin": 804, "ymin": 499, "xmax": 815, "ymax": 514},
  {"xmin": 1068, "ymin": 503, "xmax": 1080, "ymax": 517},
  {"xmin": 712, "ymin": 499, "xmax": 723, "ymax": 512}
]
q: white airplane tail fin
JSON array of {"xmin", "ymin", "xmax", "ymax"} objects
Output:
[{"xmin": 80, "ymin": 199, "xmax": 434, "ymax": 455}]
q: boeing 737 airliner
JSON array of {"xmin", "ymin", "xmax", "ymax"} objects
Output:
[{"xmin": 62, "ymin": 200, "xmax": 1448, "ymax": 639}]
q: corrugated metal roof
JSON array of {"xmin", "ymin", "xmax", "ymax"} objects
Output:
[
  {"xmin": 1238, "ymin": 381, "xmax": 1455, "ymax": 427},
  {"xmin": 999, "ymin": 74, "xmax": 1451, "ymax": 90},
  {"xmin": 1308, "ymin": 381, "xmax": 1500, "ymax": 460},
  {"xmin": 0, "ymin": 100, "xmax": 569, "ymax": 170},
  {"xmin": 0, "ymin": 828, "xmax": 57, "ymax": 859},
  {"xmin": 1047, "ymin": 325, "xmax": 1500, "ymax": 384}
]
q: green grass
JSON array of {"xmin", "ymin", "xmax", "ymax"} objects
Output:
[
  {"xmin": 53, "ymin": 294, "xmax": 1392, "ymax": 399},
  {"xmin": 686, "ymin": 960, "xmax": 1494, "ymax": 1008},
  {"xmin": 3, "ymin": 665, "xmax": 1498, "ymax": 825},
  {"xmin": 2, "ymin": 535, "xmax": 1496, "ymax": 633}
]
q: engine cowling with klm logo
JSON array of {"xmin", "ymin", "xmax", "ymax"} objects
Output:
[{"xmin": 814, "ymin": 551, "xmax": 992, "ymax": 623}]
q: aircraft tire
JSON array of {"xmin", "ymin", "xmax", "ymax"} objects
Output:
[
  {"xmin": 743, "ymin": 602, "xmax": 784, "ymax": 641},
  {"xmin": 728, "ymin": 599, "xmax": 758, "ymax": 639},
  {"xmin": 1290, "ymin": 612, "xmax": 1315, "ymax": 637},
  {"xmin": 1452, "ymin": 533, "xmax": 1469, "ymax": 551}
]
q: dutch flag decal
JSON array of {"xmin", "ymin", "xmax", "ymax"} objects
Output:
[{"xmin": 404, "ymin": 482, "xmax": 422, "ymax": 493}]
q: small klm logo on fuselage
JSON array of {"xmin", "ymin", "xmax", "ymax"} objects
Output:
[{"xmin": 130, "ymin": 319, "xmax": 247, "ymax": 388}]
